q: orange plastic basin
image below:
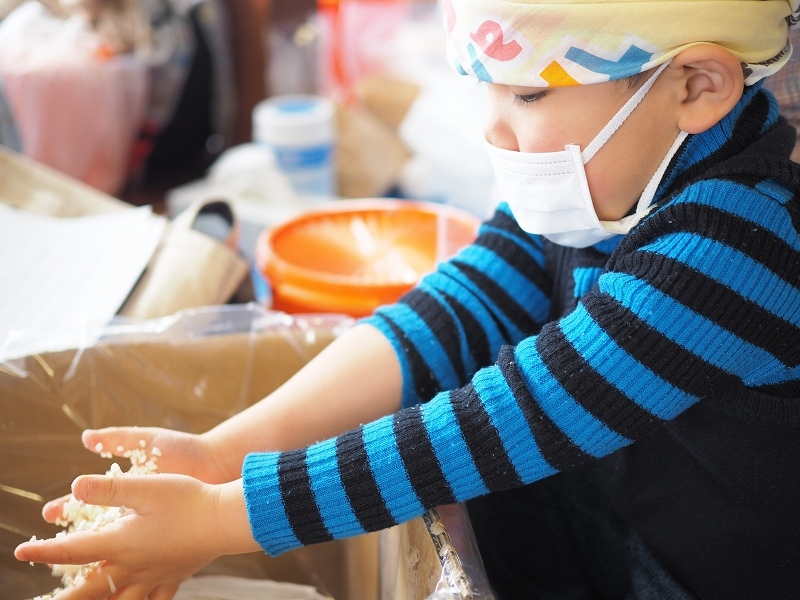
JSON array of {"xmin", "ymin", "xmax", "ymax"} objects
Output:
[{"xmin": 256, "ymin": 199, "xmax": 481, "ymax": 317}]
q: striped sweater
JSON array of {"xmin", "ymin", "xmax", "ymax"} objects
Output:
[{"xmin": 243, "ymin": 84, "xmax": 800, "ymax": 596}]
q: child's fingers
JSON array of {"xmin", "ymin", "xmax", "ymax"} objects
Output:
[
  {"xmin": 42, "ymin": 493, "xmax": 71, "ymax": 522},
  {"xmin": 113, "ymin": 581, "xmax": 161, "ymax": 600},
  {"xmin": 82, "ymin": 428, "xmax": 152, "ymax": 457},
  {"xmin": 15, "ymin": 528, "xmax": 108, "ymax": 567},
  {"xmin": 71, "ymin": 474, "xmax": 157, "ymax": 510},
  {"xmin": 72, "ymin": 474, "xmax": 124, "ymax": 508},
  {"xmin": 150, "ymin": 581, "xmax": 182, "ymax": 600},
  {"xmin": 124, "ymin": 581, "xmax": 181, "ymax": 600},
  {"xmin": 46, "ymin": 563, "xmax": 125, "ymax": 600}
]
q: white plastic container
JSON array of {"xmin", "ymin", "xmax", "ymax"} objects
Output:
[{"xmin": 252, "ymin": 95, "xmax": 337, "ymax": 198}]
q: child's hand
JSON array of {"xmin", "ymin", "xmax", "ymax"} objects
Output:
[
  {"xmin": 41, "ymin": 426, "xmax": 234, "ymax": 526},
  {"xmin": 82, "ymin": 427, "xmax": 234, "ymax": 483},
  {"xmin": 17, "ymin": 474, "xmax": 251, "ymax": 599}
]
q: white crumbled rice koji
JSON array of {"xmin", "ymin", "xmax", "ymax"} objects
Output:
[{"xmin": 32, "ymin": 441, "xmax": 160, "ymax": 600}]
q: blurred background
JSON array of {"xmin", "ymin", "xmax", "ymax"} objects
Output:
[{"xmin": 0, "ymin": 0, "xmax": 496, "ymax": 220}]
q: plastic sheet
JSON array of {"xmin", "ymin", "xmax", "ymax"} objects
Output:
[
  {"xmin": 0, "ymin": 303, "xmax": 493, "ymax": 599},
  {"xmin": 0, "ymin": 304, "xmax": 354, "ymax": 599}
]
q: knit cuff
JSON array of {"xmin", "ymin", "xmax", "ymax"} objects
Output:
[{"xmin": 242, "ymin": 452, "xmax": 300, "ymax": 556}]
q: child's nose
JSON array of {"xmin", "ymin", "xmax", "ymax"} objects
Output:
[
  {"xmin": 484, "ymin": 117, "xmax": 519, "ymax": 151},
  {"xmin": 484, "ymin": 88, "xmax": 519, "ymax": 151}
]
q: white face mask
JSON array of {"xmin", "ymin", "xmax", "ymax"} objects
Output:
[{"xmin": 487, "ymin": 61, "xmax": 688, "ymax": 248}]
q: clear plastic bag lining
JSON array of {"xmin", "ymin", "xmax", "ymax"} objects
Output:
[
  {"xmin": 0, "ymin": 303, "xmax": 493, "ymax": 599},
  {"xmin": 0, "ymin": 304, "xmax": 354, "ymax": 599}
]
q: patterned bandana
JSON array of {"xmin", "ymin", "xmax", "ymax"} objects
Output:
[{"xmin": 444, "ymin": 0, "xmax": 800, "ymax": 87}]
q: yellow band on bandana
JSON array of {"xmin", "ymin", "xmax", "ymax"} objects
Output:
[{"xmin": 444, "ymin": 0, "xmax": 800, "ymax": 87}]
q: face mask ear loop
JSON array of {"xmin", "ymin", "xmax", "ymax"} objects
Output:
[
  {"xmin": 599, "ymin": 129, "xmax": 689, "ymax": 234},
  {"xmin": 634, "ymin": 129, "xmax": 689, "ymax": 214},
  {"xmin": 580, "ymin": 60, "xmax": 671, "ymax": 163}
]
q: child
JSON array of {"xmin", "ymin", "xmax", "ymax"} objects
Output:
[{"xmin": 16, "ymin": 0, "xmax": 800, "ymax": 598}]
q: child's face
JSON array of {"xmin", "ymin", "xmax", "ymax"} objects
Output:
[{"xmin": 484, "ymin": 73, "xmax": 681, "ymax": 221}]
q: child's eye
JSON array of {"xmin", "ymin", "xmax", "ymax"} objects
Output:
[{"xmin": 513, "ymin": 91, "xmax": 547, "ymax": 106}]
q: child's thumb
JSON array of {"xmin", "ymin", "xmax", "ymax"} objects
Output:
[{"xmin": 72, "ymin": 473, "xmax": 144, "ymax": 509}]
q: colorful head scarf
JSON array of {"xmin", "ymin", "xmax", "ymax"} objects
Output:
[{"xmin": 443, "ymin": 0, "xmax": 800, "ymax": 87}]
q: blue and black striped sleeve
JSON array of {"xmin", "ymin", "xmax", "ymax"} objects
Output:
[{"xmin": 243, "ymin": 178, "xmax": 800, "ymax": 557}]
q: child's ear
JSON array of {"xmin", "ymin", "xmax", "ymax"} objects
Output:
[{"xmin": 670, "ymin": 44, "xmax": 745, "ymax": 134}]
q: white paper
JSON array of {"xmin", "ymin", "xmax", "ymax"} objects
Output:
[
  {"xmin": 0, "ymin": 204, "xmax": 165, "ymax": 361},
  {"xmin": 174, "ymin": 575, "xmax": 328, "ymax": 600}
]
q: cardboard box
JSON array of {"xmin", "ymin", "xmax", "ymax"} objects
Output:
[
  {"xmin": 0, "ymin": 145, "xmax": 128, "ymax": 217},
  {"xmin": 0, "ymin": 305, "xmax": 492, "ymax": 600}
]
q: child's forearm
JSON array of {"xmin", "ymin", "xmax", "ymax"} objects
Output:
[{"xmin": 202, "ymin": 324, "xmax": 403, "ymax": 478}]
